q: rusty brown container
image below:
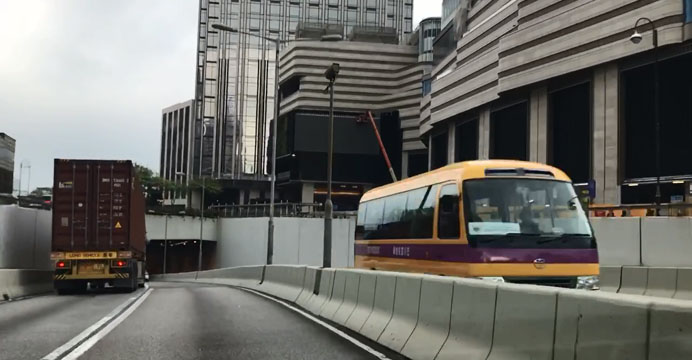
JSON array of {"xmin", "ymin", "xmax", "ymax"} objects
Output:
[{"xmin": 52, "ymin": 159, "xmax": 147, "ymax": 260}]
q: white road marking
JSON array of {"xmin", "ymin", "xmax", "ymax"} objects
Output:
[
  {"xmin": 242, "ymin": 288, "xmax": 392, "ymax": 360},
  {"xmin": 41, "ymin": 285, "xmax": 151, "ymax": 360},
  {"xmin": 60, "ymin": 289, "xmax": 153, "ymax": 360}
]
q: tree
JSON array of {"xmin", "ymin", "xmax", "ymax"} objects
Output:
[{"xmin": 134, "ymin": 164, "xmax": 174, "ymax": 207}]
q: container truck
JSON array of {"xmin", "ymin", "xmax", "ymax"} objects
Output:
[{"xmin": 51, "ymin": 159, "xmax": 147, "ymax": 294}]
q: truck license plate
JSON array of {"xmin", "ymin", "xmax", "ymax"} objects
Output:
[{"xmin": 79, "ymin": 262, "xmax": 106, "ymax": 274}]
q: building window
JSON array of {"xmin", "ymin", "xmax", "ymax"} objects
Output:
[{"xmin": 490, "ymin": 102, "xmax": 528, "ymax": 161}]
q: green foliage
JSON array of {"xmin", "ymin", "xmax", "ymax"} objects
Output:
[{"xmin": 188, "ymin": 177, "xmax": 222, "ymax": 194}]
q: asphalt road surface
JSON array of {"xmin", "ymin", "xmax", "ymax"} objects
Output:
[{"xmin": 0, "ymin": 282, "xmax": 403, "ymax": 360}]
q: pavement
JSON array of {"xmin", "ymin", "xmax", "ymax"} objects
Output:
[{"xmin": 0, "ymin": 281, "xmax": 404, "ymax": 360}]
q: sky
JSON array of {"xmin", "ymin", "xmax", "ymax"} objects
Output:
[{"xmin": 1, "ymin": 0, "xmax": 442, "ymax": 191}]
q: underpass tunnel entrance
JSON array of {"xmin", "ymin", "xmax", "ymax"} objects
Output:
[
  {"xmin": 490, "ymin": 101, "xmax": 528, "ymax": 161},
  {"xmin": 146, "ymin": 240, "xmax": 216, "ymax": 274},
  {"xmin": 548, "ymin": 82, "xmax": 591, "ymax": 184},
  {"xmin": 622, "ymin": 52, "xmax": 692, "ymax": 203}
]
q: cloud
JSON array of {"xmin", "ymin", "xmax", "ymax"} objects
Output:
[
  {"xmin": 0, "ymin": 0, "xmax": 440, "ymax": 190},
  {"xmin": 0, "ymin": 0, "xmax": 197, "ymax": 189}
]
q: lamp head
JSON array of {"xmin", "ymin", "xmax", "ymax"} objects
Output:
[
  {"xmin": 630, "ymin": 31, "xmax": 642, "ymax": 44},
  {"xmin": 324, "ymin": 63, "xmax": 340, "ymax": 82}
]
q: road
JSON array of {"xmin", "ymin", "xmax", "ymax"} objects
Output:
[{"xmin": 0, "ymin": 282, "xmax": 402, "ymax": 360}]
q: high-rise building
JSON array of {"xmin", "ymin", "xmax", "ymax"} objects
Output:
[
  {"xmin": 193, "ymin": 0, "xmax": 413, "ymax": 203},
  {"xmin": 0, "ymin": 133, "xmax": 15, "ymax": 194},
  {"xmin": 160, "ymin": 100, "xmax": 195, "ymax": 206}
]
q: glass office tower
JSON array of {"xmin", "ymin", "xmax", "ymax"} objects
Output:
[{"xmin": 193, "ymin": 0, "xmax": 413, "ymax": 187}]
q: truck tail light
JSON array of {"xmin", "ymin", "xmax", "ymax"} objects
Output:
[
  {"xmin": 56, "ymin": 260, "xmax": 69, "ymax": 269},
  {"xmin": 111, "ymin": 260, "xmax": 127, "ymax": 268}
]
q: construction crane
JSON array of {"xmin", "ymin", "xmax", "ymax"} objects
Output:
[{"xmin": 357, "ymin": 111, "xmax": 398, "ymax": 183}]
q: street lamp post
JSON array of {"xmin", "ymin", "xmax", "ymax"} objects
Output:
[
  {"xmin": 323, "ymin": 63, "xmax": 340, "ymax": 268},
  {"xmin": 630, "ymin": 17, "xmax": 660, "ymax": 214},
  {"xmin": 211, "ymin": 23, "xmax": 341, "ymax": 265},
  {"xmin": 163, "ymin": 171, "xmax": 187, "ymax": 275},
  {"xmin": 195, "ymin": 175, "xmax": 206, "ymax": 279}
]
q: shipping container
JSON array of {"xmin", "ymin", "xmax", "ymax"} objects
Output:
[{"xmin": 51, "ymin": 159, "xmax": 147, "ymax": 293}]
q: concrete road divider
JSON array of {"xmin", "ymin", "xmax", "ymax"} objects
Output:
[
  {"xmin": 378, "ymin": 273, "xmax": 422, "ymax": 352},
  {"xmin": 486, "ymin": 283, "xmax": 559, "ymax": 360},
  {"xmin": 320, "ymin": 270, "xmax": 347, "ymax": 319},
  {"xmin": 296, "ymin": 267, "xmax": 319, "ymax": 308},
  {"xmin": 345, "ymin": 271, "xmax": 377, "ymax": 332},
  {"xmin": 259, "ymin": 265, "xmax": 306, "ymax": 302},
  {"xmin": 199, "ymin": 265, "xmax": 264, "ymax": 289},
  {"xmin": 674, "ymin": 268, "xmax": 692, "ymax": 300},
  {"xmin": 360, "ymin": 273, "xmax": 396, "ymax": 341},
  {"xmin": 591, "ymin": 217, "xmax": 642, "ymax": 266},
  {"xmin": 401, "ymin": 276, "xmax": 453, "ymax": 360},
  {"xmin": 333, "ymin": 270, "xmax": 361, "ymax": 325},
  {"xmin": 648, "ymin": 299, "xmax": 692, "ymax": 358},
  {"xmin": 618, "ymin": 266, "xmax": 647, "ymax": 295},
  {"xmin": 436, "ymin": 279, "xmax": 498, "ymax": 360},
  {"xmin": 553, "ymin": 290, "xmax": 650, "ymax": 359},
  {"xmin": 305, "ymin": 268, "xmax": 335, "ymax": 315},
  {"xmin": 643, "ymin": 267, "xmax": 677, "ymax": 298},
  {"xmin": 0, "ymin": 269, "xmax": 53, "ymax": 300},
  {"xmin": 598, "ymin": 266, "xmax": 621, "ymax": 292}
]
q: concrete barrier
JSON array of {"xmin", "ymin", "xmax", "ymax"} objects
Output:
[
  {"xmin": 643, "ymin": 267, "xmax": 677, "ymax": 298},
  {"xmin": 0, "ymin": 269, "xmax": 53, "ymax": 300},
  {"xmin": 332, "ymin": 270, "xmax": 361, "ymax": 325},
  {"xmin": 674, "ymin": 268, "xmax": 692, "ymax": 300},
  {"xmin": 649, "ymin": 299, "xmax": 692, "ymax": 358},
  {"xmin": 401, "ymin": 276, "xmax": 453, "ymax": 360},
  {"xmin": 377, "ymin": 273, "xmax": 422, "ymax": 352},
  {"xmin": 641, "ymin": 217, "xmax": 692, "ymax": 267},
  {"xmin": 436, "ymin": 279, "xmax": 498, "ymax": 360},
  {"xmin": 618, "ymin": 266, "xmax": 648, "ymax": 295},
  {"xmin": 305, "ymin": 268, "xmax": 335, "ymax": 315},
  {"xmin": 591, "ymin": 217, "xmax": 642, "ymax": 266},
  {"xmin": 345, "ymin": 271, "xmax": 377, "ymax": 332},
  {"xmin": 599, "ymin": 266, "xmax": 622, "ymax": 292},
  {"xmin": 553, "ymin": 290, "xmax": 651, "ymax": 359},
  {"xmin": 214, "ymin": 265, "xmax": 265, "ymax": 288},
  {"xmin": 360, "ymin": 273, "xmax": 396, "ymax": 341},
  {"xmin": 260, "ymin": 265, "xmax": 306, "ymax": 302},
  {"xmin": 486, "ymin": 283, "xmax": 559, "ymax": 360},
  {"xmin": 320, "ymin": 270, "xmax": 347, "ymax": 319},
  {"xmin": 295, "ymin": 267, "xmax": 319, "ymax": 308}
]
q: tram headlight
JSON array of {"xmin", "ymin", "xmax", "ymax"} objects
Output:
[{"xmin": 576, "ymin": 276, "xmax": 600, "ymax": 290}]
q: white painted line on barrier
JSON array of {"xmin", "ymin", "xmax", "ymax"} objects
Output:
[
  {"xmin": 61, "ymin": 288, "xmax": 153, "ymax": 360},
  {"xmin": 41, "ymin": 285, "xmax": 151, "ymax": 360},
  {"xmin": 242, "ymin": 288, "xmax": 392, "ymax": 360}
]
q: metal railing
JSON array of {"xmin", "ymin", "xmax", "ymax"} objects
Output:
[
  {"xmin": 211, "ymin": 202, "xmax": 324, "ymax": 218},
  {"xmin": 589, "ymin": 202, "xmax": 692, "ymax": 217}
]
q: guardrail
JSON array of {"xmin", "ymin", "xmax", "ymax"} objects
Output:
[
  {"xmin": 158, "ymin": 265, "xmax": 692, "ymax": 359},
  {"xmin": 589, "ymin": 203, "xmax": 692, "ymax": 217}
]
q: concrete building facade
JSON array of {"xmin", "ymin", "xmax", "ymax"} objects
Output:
[
  {"xmin": 0, "ymin": 133, "xmax": 15, "ymax": 195},
  {"xmin": 420, "ymin": 0, "xmax": 692, "ymax": 205},
  {"xmin": 160, "ymin": 100, "xmax": 195, "ymax": 206},
  {"xmin": 276, "ymin": 22, "xmax": 439, "ymax": 210},
  {"xmin": 192, "ymin": 0, "xmax": 413, "ymax": 205}
]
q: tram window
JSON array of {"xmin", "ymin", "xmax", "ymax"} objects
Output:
[
  {"xmin": 437, "ymin": 184, "xmax": 460, "ymax": 238},
  {"xmin": 381, "ymin": 193, "xmax": 408, "ymax": 238},
  {"xmin": 363, "ymin": 199, "xmax": 384, "ymax": 239},
  {"xmin": 409, "ymin": 184, "xmax": 438, "ymax": 239}
]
